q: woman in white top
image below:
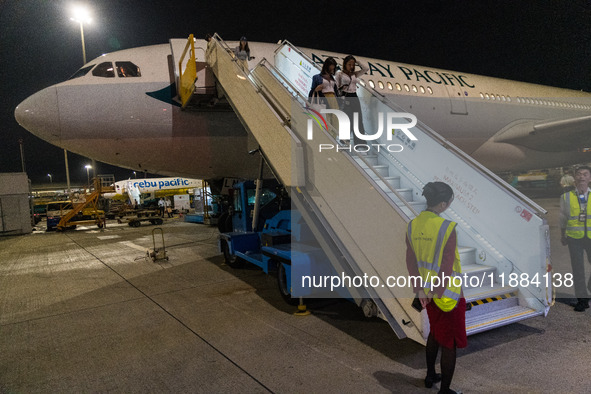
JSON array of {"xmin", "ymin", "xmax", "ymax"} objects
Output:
[
  {"xmin": 233, "ymin": 36, "xmax": 254, "ymax": 71},
  {"xmin": 336, "ymin": 55, "xmax": 369, "ymax": 145},
  {"xmin": 310, "ymin": 57, "xmax": 339, "ymax": 110}
]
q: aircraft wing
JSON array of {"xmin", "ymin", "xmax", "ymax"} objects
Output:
[{"xmin": 494, "ymin": 115, "xmax": 591, "ymax": 152}]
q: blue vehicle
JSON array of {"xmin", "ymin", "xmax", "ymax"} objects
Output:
[{"xmin": 218, "ymin": 181, "xmax": 332, "ymax": 304}]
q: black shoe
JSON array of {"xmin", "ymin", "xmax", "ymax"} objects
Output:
[
  {"xmin": 425, "ymin": 373, "xmax": 441, "ymax": 388},
  {"xmin": 574, "ymin": 300, "xmax": 590, "ymax": 312},
  {"xmin": 438, "ymin": 390, "xmax": 462, "ymax": 394}
]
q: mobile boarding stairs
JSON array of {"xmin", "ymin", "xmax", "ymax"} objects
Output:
[{"xmin": 173, "ymin": 34, "xmax": 553, "ymax": 345}]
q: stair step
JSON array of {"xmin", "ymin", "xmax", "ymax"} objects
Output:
[
  {"xmin": 458, "ymin": 247, "xmax": 477, "ymax": 266},
  {"xmin": 374, "ymin": 177, "xmax": 401, "ymax": 190},
  {"xmin": 354, "ymin": 154, "xmax": 379, "ymax": 166},
  {"xmin": 466, "ymin": 305, "xmax": 541, "ymax": 335},
  {"xmin": 461, "ymin": 263, "xmax": 497, "ymax": 288},
  {"xmin": 386, "ymin": 188, "xmax": 413, "ymax": 201},
  {"xmin": 399, "ymin": 202, "xmax": 427, "ymax": 218},
  {"xmin": 464, "ymin": 284, "xmax": 517, "ymax": 303},
  {"xmin": 370, "ymin": 164, "xmax": 390, "ymax": 177},
  {"xmin": 396, "ymin": 200, "xmax": 425, "ymax": 209}
]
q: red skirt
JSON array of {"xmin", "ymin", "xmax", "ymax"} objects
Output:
[{"xmin": 426, "ymin": 298, "xmax": 467, "ymax": 349}]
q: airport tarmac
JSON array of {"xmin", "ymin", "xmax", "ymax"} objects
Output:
[{"xmin": 1, "ymin": 198, "xmax": 590, "ymax": 393}]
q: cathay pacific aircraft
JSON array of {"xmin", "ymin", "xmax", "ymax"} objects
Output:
[{"xmin": 14, "ymin": 37, "xmax": 591, "ymax": 184}]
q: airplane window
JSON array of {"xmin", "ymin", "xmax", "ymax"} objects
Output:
[
  {"xmin": 378, "ymin": 81, "xmax": 384, "ymax": 89},
  {"xmin": 92, "ymin": 62, "xmax": 115, "ymax": 78},
  {"xmin": 485, "ymin": 93, "xmax": 490, "ymax": 100},
  {"xmin": 412, "ymin": 85, "xmax": 418, "ymax": 93},
  {"xmin": 396, "ymin": 83, "xmax": 402, "ymax": 91},
  {"xmin": 68, "ymin": 65, "xmax": 94, "ymax": 80},
  {"xmin": 369, "ymin": 80, "xmax": 375, "ymax": 88},
  {"xmin": 420, "ymin": 86, "xmax": 425, "ymax": 94},
  {"xmin": 404, "ymin": 84, "xmax": 410, "ymax": 92},
  {"xmin": 359, "ymin": 80, "xmax": 366, "ymax": 86},
  {"xmin": 387, "ymin": 82, "xmax": 393, "ymax": 90},
  {"xmin": 427, "ymin": 87, "xmax": 433, "ymax": 95},
  {"xmin": 480, "ymin": 93, "xmax": 484, "ymax": 99},
  {"xmin": 115, "ymin": 61, "xmax": 142, "ymax": 77}
]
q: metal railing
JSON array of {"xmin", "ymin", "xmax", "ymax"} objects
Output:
[{"xmin": 178, "ymin": 34, "xmax": 197, "ymax": 108}]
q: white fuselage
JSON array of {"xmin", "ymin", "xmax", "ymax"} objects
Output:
[
  {"xmin": 112, "ymin": 177, "xmax": 202, "ymax": 195},
  {"xmin": 15, "ymin": 39, "xmax": 591, "ymax": 179}
]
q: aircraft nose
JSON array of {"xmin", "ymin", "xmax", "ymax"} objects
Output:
[{"xmin": 14, "ymin": 86, "xmax": 60, "ymax": 143}]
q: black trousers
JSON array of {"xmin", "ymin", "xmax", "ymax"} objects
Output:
[
  {"xmin": 341, "ymin": 92, "xmax": 365, "ymax": 146},
  {"xmin": 566, "ymin": 236, "xmax": 591, "ymax": 301}
]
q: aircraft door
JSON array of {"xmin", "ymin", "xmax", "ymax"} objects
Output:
[
  {"xmin": 195, "ymin": 60, "xmax": 216, "ymax": 95},
  {"xmin": 444, "ymin": 84, "xmax": 468, "ymax": 115}
]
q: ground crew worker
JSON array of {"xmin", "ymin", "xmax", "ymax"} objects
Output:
[
  {"xmin": 406, "ymin": 181, "xmax": 466, "ymax": 394},
  {"xmin": 560, "ymin": 165, "xmax": 591, "ymax": 312},
  {"xmin": 158, "ymin": 198, "xmax": 165, "ymax": 217},
  {"xmin": 165, "ymin": 198, "xmax": 173, "ymax": 218}
]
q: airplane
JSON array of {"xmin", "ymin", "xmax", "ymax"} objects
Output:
[
  {"xmin": 103, "ymin": 177, "xmax": 202, "ymax": 205},
  {"xmin": 14, "ymin": 37, "xmax": 591, "ymax": 187}
]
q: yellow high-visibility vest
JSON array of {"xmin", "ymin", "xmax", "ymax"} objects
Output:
[
  {"xmin": 407, "ymin": 211, "xmax": 462, "ymax": 312},
  {"xmin": 563, "ymin": 191, "xmax": 591, "ymax": 239}
]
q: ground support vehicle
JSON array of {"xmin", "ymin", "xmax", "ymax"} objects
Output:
[
  {"xmin": 117, "ymin": 209, "xmax": 164, "ymax": 227},
  {"xmin": 53, "ymin": 176, "xmax": 114, "ymax": 231},
  {"xmin": 218, "ymin": 181, "xmax": 338, "ymax": 304}
]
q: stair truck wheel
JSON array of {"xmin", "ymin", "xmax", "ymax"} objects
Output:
[
  {"xmin": 221, "ymin": 239, "xmax": 243, "ymax": 268},
  {"xmin": 276, "ymin": 261, "xmax": 299, "ymax": 305}
]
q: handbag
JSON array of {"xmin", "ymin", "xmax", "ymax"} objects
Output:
[{"xmin": 308, "ymin": 92, "xmax": 326, "ymax": 112}]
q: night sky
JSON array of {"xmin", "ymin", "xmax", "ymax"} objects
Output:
[{"xmin": 1, "ymin": 0, "xmax": 590, "ymax": 185}]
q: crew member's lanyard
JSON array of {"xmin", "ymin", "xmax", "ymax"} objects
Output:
[{"xmin": 578, "ymin": 190, "xmax": 588, "ymax": 223}]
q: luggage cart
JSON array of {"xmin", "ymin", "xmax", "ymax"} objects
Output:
[{"xmin": 147, "ymin": 228, "xmax": 168, "ymax": 262}]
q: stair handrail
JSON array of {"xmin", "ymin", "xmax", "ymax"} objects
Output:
[{"xmin": 178, "ymin": 34, "xmax": 197, "ymax": 109}]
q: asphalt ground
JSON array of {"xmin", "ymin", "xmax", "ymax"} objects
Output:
[{"xmin": 0, "ymin": 198, "xmax": 590, "ymax": 393}]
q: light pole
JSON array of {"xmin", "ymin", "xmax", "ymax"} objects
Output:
[
  {"xmin": 70, "ymin": 6, "xmax": 92, "ymax": 65},
  {"xmin": 85, "ymin": 164, "xmax": 92, "ymax": 185},
  {"xmin": 69, "ymin": 6, "xmax": 93, "ymax": 196},
  {"xmin": 47, "ymin": 174, "xmax": 53, "ymax": 184}
]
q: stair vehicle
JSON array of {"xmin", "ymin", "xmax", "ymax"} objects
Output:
[
  {"xmin": 48, "ymin": 175, "xmax": 114, "ymax": 231},
  {"xmin": 46, "ymin": 201, "xmax": 105, "ymax": 231},
  {"xmin": 187, "ymin": 35, "xmax": 553, "ymax": 344}
]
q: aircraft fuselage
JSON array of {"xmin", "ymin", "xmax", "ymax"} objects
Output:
[{"xmin": 15, "ymin": 39, "xmax": 591, "ymax": 180}]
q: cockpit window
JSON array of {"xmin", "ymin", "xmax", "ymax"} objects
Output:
[
  {"xmin": 92, "ymin": 62, "xmax": 115, "ymax": 78},
  {"xmin": 68, "ymin": 65, "xmax": 94, "ymax": 80},
  {"xmin": 116, "ymin": 61, "xmax": 141, "ymax": 77}
]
